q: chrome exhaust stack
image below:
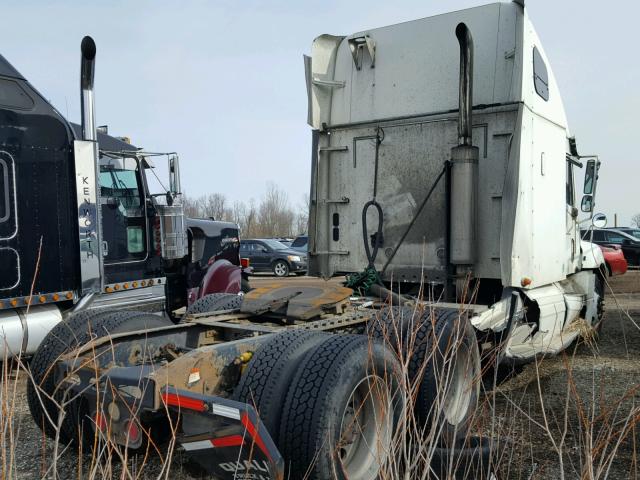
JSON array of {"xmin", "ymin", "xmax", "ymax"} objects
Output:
[
  {"xmin": 449, "ymin": 23, "xmax": 479, "ymax": 266},
  {"xmin": 80, "ymin": 36, "xmax": 97, "ymax": 141},
  {"xmin": 75, "ymin": 35, "xmax": 104, "ymax": 295}
]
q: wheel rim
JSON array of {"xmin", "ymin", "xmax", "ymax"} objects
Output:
[
  {"xmin": 442, "ymin": 342, "xmax": 474, "ymax": 426},
  {"xmin": 274, "ymin": 262, "xmax": 287, "ymax": 276},
  {"xmin": 337, "ymin": 375, "xmax": 392, "ymax": 480}
]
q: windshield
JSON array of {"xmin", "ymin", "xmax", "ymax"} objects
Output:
[
  {"xmin": 292, "ymin": 236, "xmax": 308, "ymax": 248},
  {"xmin": 262, "ymin": 239, "xmax": 289, "ymax": 250}
]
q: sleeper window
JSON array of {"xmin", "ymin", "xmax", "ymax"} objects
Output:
[{"xmin": 533, "ymin": 47, "xmax": 549, "ymax": 101}]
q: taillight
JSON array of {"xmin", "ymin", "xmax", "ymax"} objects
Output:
[
  {"xmin": 94, "ymin": 413, "xmax": 107, "ymax": 432},
  {"xmin": 126, "ymin": 420, "xmax": 141, "ymax": 444},
  {"xmin": 241, "ymin": 257, "xmax": 250, "ymax": 268}
]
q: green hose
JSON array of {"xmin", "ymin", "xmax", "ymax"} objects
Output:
[{"xmin": 345, "ymin": 266, "xmax": 380, "ymax": 296}]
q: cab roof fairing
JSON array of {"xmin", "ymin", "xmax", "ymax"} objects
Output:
[{"xmin": 306, "ymin": 1, "xmax": 568, "ymax": 136}]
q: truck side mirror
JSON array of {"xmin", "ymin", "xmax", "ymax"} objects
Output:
[
  {"xmin": 581, "ymin": 195, "xmax": 593, "ymax": 213},
  {"xmin": 583, "ymin": 158, "xmax": 598, "ymax": 195},
  {"xmin": 592, "ymin": 212, "xmax": 606, "ymax": 228},
  {"xmin": 168, "ymin": 155, "xmax": 181, "ymax": 195}
]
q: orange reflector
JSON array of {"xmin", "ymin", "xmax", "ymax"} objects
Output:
[
  {"xmin": 140, "ymin": 280, "xmax": 146, "ymax": 287},
  {"xmin": 65, "ymin": 292, "xmax": 73, "ymax": 299},
  {"xmin": 10, "ymin": 299, "xmax": 17, "ymax": 307},
  {"xmin": 114, "ymin": 284, "xmax": 120, "ymax": 291},
  {"xmin": 123, "ymin": 283, "xmax": 129, "ymax": 289},
  {"xmin": 52, "ymin": 293, "xmax": 60, "ymax": 301},
  {"xmin": 148, "ymin": 279, "xmax": 154, "ymax": 285},
  {"xmin": 162, "ymin": 392, "xmax": 206, "ymax": 412},
  {"xmin": 132, "ymin": 281, "xmax": 138, "ymax": 288},
  {"xmin": 25, "ymin": 297, "xmax": 31, "ymax": 305},
  {"xmin": 521, "ymin": 277, "xmax": 532, "ymax": 287},
  {"xmin": 39, "ymin": 295, "xmax": 46, "ymax": 303}
]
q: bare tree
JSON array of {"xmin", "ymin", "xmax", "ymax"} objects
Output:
[
  {"xmin": 201, "ymin": 193, "xmax": 230, "ymax": 221},
  {"xmin": 182, "ymin": 185, "xmax": 301, "ymax": 238},
  {"xmin": 182, "ymin": 193, "xmax": 200, "ymax": 218},
  {"xmin": 244, "ymin": 199, "xmax": 259, "ymax": 237},
  {"xmin": 632, "ymin": 213, "xmax": 640, "ymax": 228},
  {"xmin": 257, "ymin": 183, "xmax": 294, "ymax": 237},
  {"xmin": 294, "ymin": 193, "xmax": 309, "ymax": 235}
]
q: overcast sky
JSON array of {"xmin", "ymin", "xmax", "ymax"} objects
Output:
[{"xmin": 1, "ymin": 0, "xmax": 637, "ymax": 225}]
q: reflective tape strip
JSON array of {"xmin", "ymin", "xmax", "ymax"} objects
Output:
[
  {"xmin": 181, "ymin": 440, "xmax": 214, "ymax": 451},
  {"xmin": 211, "ymin": 404, "xmax": 240, "ymax": 420}
]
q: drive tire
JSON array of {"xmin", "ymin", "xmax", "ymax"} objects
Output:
[
  {"xmin": 279, "ymin": 334, "xmax": 403, "ymax": 480},
  {"xmin": 420, "ymin": 310, "xmax": 480, "ymax": 446},
  {"xmin": 369, "ymin": 307, "xmax": 480, "ymax": 444},
  {"xmin": 272, "ymin": 260, "xmax": 289, "ymax": 277},
  {"xmin": 232, "ymin": 330, "xmax": 328, "ymax": 445},
  {"xmin": 27, "ymin": 310, "xmax": 171, "ymax": 447},
  {"xmin": 368, "ymin": 306, "xmax": 433, "ymax": 390},
  {"xmin": 185, "ymin": 293, "xmax": 242, "ymax": 315}
]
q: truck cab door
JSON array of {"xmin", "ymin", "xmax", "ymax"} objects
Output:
[{"xmin": 99, "ymin": 159, "xmax": 148, "ymax": 272}]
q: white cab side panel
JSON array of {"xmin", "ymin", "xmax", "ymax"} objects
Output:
[{"xmin": 504, "ymin": 9, "xmax": 572, "ymax": 288}]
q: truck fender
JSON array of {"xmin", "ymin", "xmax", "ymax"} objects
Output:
[
  {"xmin": 580, "ymin": 240, "xmax": 605, "ymax": 271},
  {"xmin": 196, "ymin": 259, "xmax": 242, "ymax": 301},
  {"xmin": 470, "ymin": 289, "xmax": 523, "ymax": 333},
  {"xmin": 163, "ymin": 387, "xmax": 284, "ymax": 480}
]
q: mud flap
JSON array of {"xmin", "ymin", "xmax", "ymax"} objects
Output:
[{"xmin": 162, "ymin": 387, "xmax": 284, "ymax": 480}]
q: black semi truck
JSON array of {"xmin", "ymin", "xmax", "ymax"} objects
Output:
[{"xmin": 0, "ymin": 37, "xmax": 242, "ymax": 358}]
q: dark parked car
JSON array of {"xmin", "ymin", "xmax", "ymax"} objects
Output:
[
  {"xmin": 274, "ymin": 238, "xmax": 293, "ymax": 247},
  {"xmin": 582, "ymin": 228, "xmax": 640, "ymax": 266},
  {"xmin": 607, "ymin": 227, "xmax": 640, "ymax": 240},
  {"xmin": 240, "ymin": 239, "xmax": 307, "ymax": 277},
  {"xmin": 291, "ymin": 234, "xmax": 308, "ymax": 253}
]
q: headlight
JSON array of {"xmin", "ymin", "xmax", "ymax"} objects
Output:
[{"xmin": 287, "ymin": 255, "xmax": 301, "ymax": 262}]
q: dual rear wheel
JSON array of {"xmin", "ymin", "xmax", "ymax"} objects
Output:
[{"xmin": 233, "ymin": 307, "xmax": 480, "ymax": 479}]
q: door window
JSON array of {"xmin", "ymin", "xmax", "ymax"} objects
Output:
[
  {"xmin": 99, "ymin": 169, "xmax": 142, "ymax": 211},
  {"xmin": 0, "ymin": 152, "xmax": 17, "ymax": 240},
  {"xmin": 99, "ymin": 165, "xmax": 147, "ymax": 263},
  {"xmin": 566, "ymin": 162, "xmax": 575, "ymax": 206}
]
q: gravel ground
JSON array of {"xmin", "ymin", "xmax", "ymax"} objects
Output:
[{"xmin": 4, "ymin": 273, "xmax": 640, "ymax": 479}]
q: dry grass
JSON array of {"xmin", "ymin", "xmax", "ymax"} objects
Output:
[{"xmin": 1, "ymin": 274, "xmax": 639, "ymax": 479}]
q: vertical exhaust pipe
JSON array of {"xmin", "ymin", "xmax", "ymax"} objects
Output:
[
  {"xmin": 456, "ymin": 23, "xmax": 474, "ymax": 147},
  {"xmin": 449, "ymin": 23, "xmax": 479, "ymax": 266},
  {"xmin": 76, "ymin": 35, "xmax": 104, "ymax": 294},
  {"xmin": 80, "ymin": 36, "xmax": 97, "ymax": 141}
]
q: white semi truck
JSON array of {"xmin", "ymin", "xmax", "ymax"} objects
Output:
[{"xmin": 305, "ymin": 0, "xmax": 606, "ymax": 363}]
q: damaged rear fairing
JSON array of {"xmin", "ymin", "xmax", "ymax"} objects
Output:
[{"xmin": 471, "ymin": 271, "xmax": 597, "ymax": 363}]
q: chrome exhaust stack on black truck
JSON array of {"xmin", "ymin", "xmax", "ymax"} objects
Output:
[
  {"xmin": 74, "ymin": 35, "xmax": 103, "ymax": 299},
  {"xmin": 449, "ymin": 23, "xmax": 479, "ymax": 267},
  {"xmin": 80, "ymin": 36, "xmax": 97, "ymax": 142}
]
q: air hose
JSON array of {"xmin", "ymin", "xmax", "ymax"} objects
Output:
[{"xmin": 345, "ymin": 128, "xmax": 388, "ymax": 297}]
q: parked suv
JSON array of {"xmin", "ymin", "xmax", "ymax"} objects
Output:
[
  {"xmin": 290, "ymin": 234, "xmax": 308, "ymax": 253},
  {"xmin": 240, "ymin": 239, "xmax": 307, "ymax": 277},
  {"xmin": 582, "ymin": 228, "xmax": 640, "ymax": 266}
]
